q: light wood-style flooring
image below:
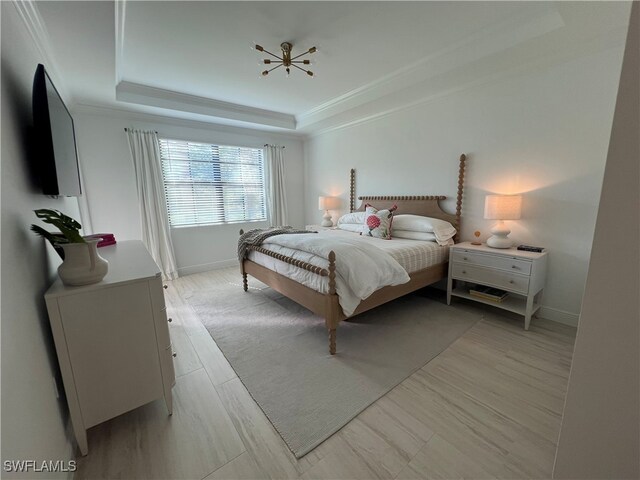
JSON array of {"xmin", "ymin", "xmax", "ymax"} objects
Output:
[{"xmin": 75, "ymin": 267, "xmax": 576, "ymax": 479}]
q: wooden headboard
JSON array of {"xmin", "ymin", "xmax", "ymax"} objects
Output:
[{"xmin": 349, "ymin": 154, "xmax": 467, "ymax": 241}]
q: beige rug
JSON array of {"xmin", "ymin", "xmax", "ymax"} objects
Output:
[{"xmin": 187, "ymin": 282, "xmax": 478, "ymax": 458}]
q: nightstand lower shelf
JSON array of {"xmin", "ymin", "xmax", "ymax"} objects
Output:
[{"xmin": 450, "ymin": 286, "xmax": 541, "ymax": 317}]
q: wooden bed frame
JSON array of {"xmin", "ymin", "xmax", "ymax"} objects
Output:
[{"xmin": 239, "ymin": 154, "xmax": 467, "ymax": 355}]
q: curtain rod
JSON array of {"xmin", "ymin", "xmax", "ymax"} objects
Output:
[
  {"xmin": 124, "ymin": 127, "xmax": 158, "ymax": 133},
  {"xmin": 122, "ymin": 130, "xmax": 282, "ymax": 150}
]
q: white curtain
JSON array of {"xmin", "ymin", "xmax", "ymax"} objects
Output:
[
  {"xmin": 264, "ymin": 145, "xmax": 288, "ymax": 226},
  {"xmin": 126, "ymin": 129, "xmax": 179, "ymax": 280}
]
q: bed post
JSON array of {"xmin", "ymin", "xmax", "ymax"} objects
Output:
[
  {"xmin": 454, "ymin": 154, "xmax": 466, "ymax": 243},
  {"xmin": 239, "ymin": 229, "xmax": 248, "ymax": 292},
  {"xmin": 327, "ymin": 250, "xmax": 339, "ymax": 355},
  {"xmin": 349, "ymin": 169, "xmax": 355, "ymax": 213}
]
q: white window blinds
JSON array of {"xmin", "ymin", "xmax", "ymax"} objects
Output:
[{"xmin": 159, "ymin": 139, "xmax": 266, "ymax": 227}]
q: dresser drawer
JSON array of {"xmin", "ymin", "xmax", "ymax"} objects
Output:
[
  {"xmin": 451, "ymin": 263, "xmax": 530, "ymax": 294},
  {"xmin": 149, "ymin": 276, "xmax": 171, "ymax": 349},
  {"xmin": 452, "ymin": 250, "xmax": 532, "ymax": 275},
  {"xmin": 149, "ymin": 276, "xmax": 167, "ymax": 310},
  {"xmin": 161, "ymin": 345, "xmax": 176, "ymax": 387}
]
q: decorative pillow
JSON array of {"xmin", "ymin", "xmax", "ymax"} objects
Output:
[
  {"xmin": 337, "ymin": 211, "xmax": 366, "ymax": 225},
  {"xmin": 393, "ymin": 214, "xmax": 457, "ymax": 245},
  {"xmin": 391, "ymin": 230, "xmax": 437, "ymax": 241},
  {"xmin": 363, "ymin": 204, "xmax": 397, "ymax": 240},
  {"xmin": 337, "ymin": 223, "xmax": 366, "ymax": 234}
]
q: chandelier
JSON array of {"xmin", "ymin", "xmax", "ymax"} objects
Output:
[{"xmin": 255, "ymin": 42, "xmax": 317, "ymax": 77}]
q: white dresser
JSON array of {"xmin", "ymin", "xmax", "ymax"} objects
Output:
[
  {"xmin": 45, "ymin": 240, "xmax": 175, "ymax": 456},
  {"xmin": 447, "ymin": 242, "xmax": 547, "ymax": 329}
]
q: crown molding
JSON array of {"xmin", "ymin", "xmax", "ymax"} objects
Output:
[
  {"xmin": 11, "ymin": 0, "xmax": 72, "ymax": 105},
  {"xmin": 109, "ymin": 3, "xmax": 562, "ymax": 134},
  {"xmin": 116, "ymin": 81, "xmax": 297, "ymax": 130},
  {"xmin": 112, "ymin": 0, "xmax": 296, "ymax": 131},
  {"xmin": 73, "ymin": 102, "xmax": 305, "ymax": 142},
  {"xmin": 296, "ymin": 4, "xmax": 564, "ymax": 130},
  {"xmin": 305, "ymin": 32, "xmax": 626, "ymax": 139}
]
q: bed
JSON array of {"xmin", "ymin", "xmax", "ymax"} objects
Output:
[{"xmin": 239, "ymin": 154, "xmax": 467, "ymax": 354}]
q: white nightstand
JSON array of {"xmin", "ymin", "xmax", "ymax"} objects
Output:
[
  {"xmin": 306, "ymin": 225, "xmax": 336, "ymax": 231},
  {"xmin": 447, "ymin": 242, "xmax": 547, "ymax": 330}
]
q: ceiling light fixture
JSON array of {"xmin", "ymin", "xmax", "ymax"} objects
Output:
[{"xmin": 255, "ymin": 42, "xmax": 316, "ymax": 77}]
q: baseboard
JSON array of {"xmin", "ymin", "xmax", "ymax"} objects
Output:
[
  {"xmin": 177, "ymin": 258, "xmax": 238, "ymax": 276},
  {"xmin": 537, "ymin": 306, "xmax": 579, "ymax": 327}
]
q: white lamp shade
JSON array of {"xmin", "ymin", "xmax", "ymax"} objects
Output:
[
  {"xmin": 484, "ymin": 195, "xmax": 522, "ymax": 220},
  {"xmin": 318, "ymin": 196, "xmax": 340, "ymax": 210}
]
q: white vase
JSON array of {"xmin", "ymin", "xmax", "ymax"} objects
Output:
[{"xmin": 58, "ymin": 240, "xmax": 109, "ymax": 286}]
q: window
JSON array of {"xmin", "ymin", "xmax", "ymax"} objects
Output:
[{"xmin": 159, "ymin": 139, "xmax": 266, "ymax": 227}]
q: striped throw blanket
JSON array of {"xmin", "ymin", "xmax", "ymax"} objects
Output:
[{"xmin": 237, "ymin": 226, "xmax": 313, "ymax": 261}]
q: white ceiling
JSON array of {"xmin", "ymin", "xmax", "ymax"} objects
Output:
[
  {"xmin": 33, "ymin": 1, "xmax": 632, "ymax": 133},
  {"xmin": 120, "ymin": 1, "xmax": 525, "ymax": 114}
]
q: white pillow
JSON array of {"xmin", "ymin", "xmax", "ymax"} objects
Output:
[
  {"xmin": 337, "ymin": 212, "xmax": 366, "ymax": 225},
  {"xmin": 392, "ymin": 230, "xmax": 453, "ymax": 246},
  {"xmin": 393, "ymin": 215, "xmax": 457, "ymax": 245},
  {"xmin": 337, "ymin": 223, "xmax": 366, "ymax": 234},
  {"xmin": 392, "ymin": 230, "xmax": 437, "ymax": 241},
  {"xmin": 393, "ymin": 214, "xmax": 448, "ymax": 232}
]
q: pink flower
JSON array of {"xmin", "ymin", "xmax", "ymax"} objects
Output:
[{"xmin": 367, "ymin": 215, "xmax": 381, "ymax": 229}]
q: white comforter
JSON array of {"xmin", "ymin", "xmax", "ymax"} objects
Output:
[{"xmin": 261, "ymin": 231, "xmax": 410, "ymax": 316}]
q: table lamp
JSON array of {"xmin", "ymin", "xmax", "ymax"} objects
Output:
[
  {"xmin": 484, "ymin": 194, "xmax": 522, "ymax": 248},
  {"xmin": 318, "ymin": 196, "xmax": 340, "ymax": 227}
]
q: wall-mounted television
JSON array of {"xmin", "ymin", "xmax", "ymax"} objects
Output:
[{"xmin": 33, "ymin": 64, "xmax": 81, "ymax": 196}]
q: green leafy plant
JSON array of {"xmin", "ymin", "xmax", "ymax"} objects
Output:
[{"xmin": 31, "ymin": 209, "xmax": 85, "ymax": 258}]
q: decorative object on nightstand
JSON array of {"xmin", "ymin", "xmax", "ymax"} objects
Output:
[
  {"xmin": 517, "ymin": 244, "xmax": 545, "ymax": 253},
  {"xmin": 447, "ymin": 242, "xmax": 547, "ymax": 330},
  {"xmin": 318, "ymin": 196, "xmax": 340, "ymax": 227},
  {"xmin": 484, "ymin": 194, "xmax": 522, "ymax": 248},
  {"xmin": 471, "ymin": 230, "xmax": 482, "ymax": 245}
]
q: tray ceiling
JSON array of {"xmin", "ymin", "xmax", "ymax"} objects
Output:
[{"xmin": 32, "ymin": 1, "xmax": 632, "ymax": 133}]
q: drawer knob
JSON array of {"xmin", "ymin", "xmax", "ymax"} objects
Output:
[
  {"xmin": 509, "ymin": 280, "xmax": 514, "ymax": 284},
  {"xmin": 462, "ymin": 270, "xmax": 467, "ymax": 274},
  {"xmin": 172, "ymin": 352, "xmax": 177, "ymax": 357},
  {"xmin": 512, "ymin": 265, "xmax": 518, "ymax": 269},
  {"xmin": 163, "ymin": 285, "xmax": 168, "ymax": 290},
  {"xmin": 463, "ymin": 257, "xmax": 468, "ymax": 261},
  {"xmin": 168, "ymin": 317, "xmax": 173, "ymax": 323}
]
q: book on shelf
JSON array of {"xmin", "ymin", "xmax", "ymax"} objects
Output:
[
  {"xmin": 85, "ymin": 233, "xmax": 117, "ymax": 248},
  {"xmin": 469, "ymin": 286, "xmax": 509, "ymax": 303}
]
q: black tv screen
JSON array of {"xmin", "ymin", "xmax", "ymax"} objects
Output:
[{"xmin": 33, "ymin": 64, "xmax": 81, "ymax": 196}]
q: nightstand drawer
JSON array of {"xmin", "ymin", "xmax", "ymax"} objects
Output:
[
  {"xmin": 452, "ymin": 250, "xmax": 532, "ymax": 275},
  {"xmin": 451, "ymin": 263, "xmax": 530, "ymax": 294}
]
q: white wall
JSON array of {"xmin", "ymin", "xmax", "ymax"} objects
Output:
[
  {"xmin": 1, "ymin": 2, "xmax": 80, "ymax": 475},
  {"xmin": 73, "ymin": 110, "xmax": 305, "ymax": 275},
  {"xmin": 553, "ymin": 3, "xmax": 639, "ymax": 477},
  {"xmin": 304, "ymin": 46, "xmax": 624, "ymax": 325}
]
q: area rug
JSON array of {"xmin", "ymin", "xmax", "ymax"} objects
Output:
[{"xmin": 187, "ymin": 282, "xmax": 479, "ymax": 458}]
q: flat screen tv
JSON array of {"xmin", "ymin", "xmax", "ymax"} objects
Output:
[{"xmin": 33, "ymin": 64, "xmax": 81, "ymax": 196}]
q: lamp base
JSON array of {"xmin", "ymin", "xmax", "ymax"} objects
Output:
[
  {"xmin": 486, "ymin": 221, "xmax": 513, "ymax": 249},
  {"xmin": 321, "ymin": 210, "xmax": 333, "ymax": 227}
]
